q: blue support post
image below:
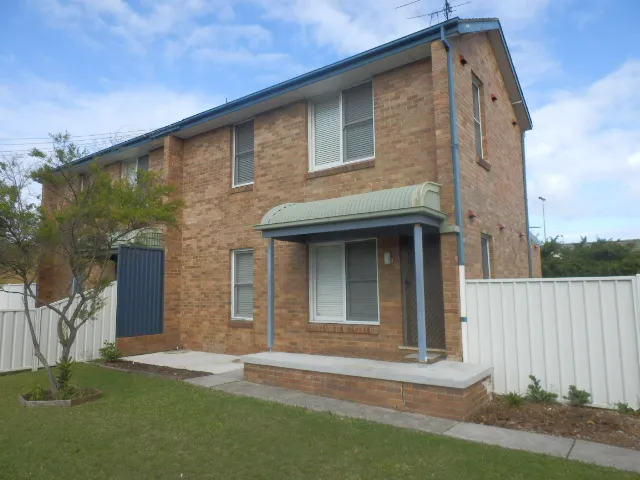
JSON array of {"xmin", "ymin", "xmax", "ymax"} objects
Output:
[
  {"xmin": 267, "ymin": 238, "xmax": 275, "ymax": 350},
  {"xmin": 414, "ymin": 224, "xmax": 427, "ymax": 363}
]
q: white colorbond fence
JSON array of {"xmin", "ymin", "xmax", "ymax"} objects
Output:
[
  {"xmin": 0, "ymin": 282, "xmax": 117, "ymax": 373},
  {"xmin": 466, "ymin": 275, "xmax": 640, "ymax": 408},
  {"xmin": 0, "ymin": 284, "xmax": 36, "ymax": 310}
]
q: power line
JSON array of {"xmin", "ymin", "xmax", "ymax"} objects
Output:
[{"xmin": 0, "ymin": 128, "xmax": 157, "ymax": 142}]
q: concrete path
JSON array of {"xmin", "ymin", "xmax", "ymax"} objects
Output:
[
  {"xmin": 123, "ymin": 350, "xmax": 243, "ymax": 375},
  {"xmin": 185, "ymin": 375, "xmax": 640, "ymax": 474}
]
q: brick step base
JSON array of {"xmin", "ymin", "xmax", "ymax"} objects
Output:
[{"xmin": 244, "ymin": 363, "xmax": 491, "ymax": 421}]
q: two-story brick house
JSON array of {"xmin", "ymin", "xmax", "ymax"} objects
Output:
[{"xmin": 40, "ymin": 18, "xmax": 539, "ymax": 416}]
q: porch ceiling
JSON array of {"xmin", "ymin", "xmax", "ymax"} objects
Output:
[{"xmin": 255, "ymin": 182, "xmax": 446, "ymax": 240}]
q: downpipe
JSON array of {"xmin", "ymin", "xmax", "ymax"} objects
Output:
[{"xmin": 441, "ymin": 26, "xmax": 468, "ymax": 362}]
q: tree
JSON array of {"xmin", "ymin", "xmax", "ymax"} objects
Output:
[
  {"xmin": 0, "ymin": 133, "xmax": 180, "ymax": 396},
  {"xmin": 542, "ymin": 236, "xmax": 640, "ymax": 277}
]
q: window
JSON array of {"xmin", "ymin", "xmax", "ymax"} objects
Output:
[
  {"xmin": 232, "ymin": 249, "xmax": 254, "ymax": 319},
  {"xmin": 122, "ymin": 154, "xmax": 149, "ymax": 184},
  {"xmin": 481, "ymin": 234, "xmax": 491, "ymax": 279},
  {"xmin": 472, "ymin": 76, "xmax": 484, "ymax": 160},
  {"xmin": 309, "ymin": 240, "xmax": 379, "ymax": 323},
  {"xmin": 79, "ymin": 174, "xmax": 88, "ymax": 192},
  {"xmin": 233, "ymin": 120, "xmax": 254, "ymax": 186},
  {"xmin": 309, "ymin": 82, "xmax": 374, "ymax": 171}
]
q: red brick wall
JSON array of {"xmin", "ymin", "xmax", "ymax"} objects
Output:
[
  {"xmin": 245, "ymin": 363, "xmax": 491, "ymax": 421},
  {"xmin": 453, "ymin": 33, "xmax": 531, "ymax": 279}
]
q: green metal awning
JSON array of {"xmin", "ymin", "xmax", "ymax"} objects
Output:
[{"xmin": 255, "ymin": 182, "xmax": 446, "ymax": 236}]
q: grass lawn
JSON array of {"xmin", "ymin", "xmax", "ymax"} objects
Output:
[{"xmin": 0, "ymin": 365, "xmax": 635, "ymax": 480}]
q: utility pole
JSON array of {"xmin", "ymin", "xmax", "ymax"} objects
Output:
[{"xmin": 538, "ymin": 196, "xmax": 547, "ymax": 242}]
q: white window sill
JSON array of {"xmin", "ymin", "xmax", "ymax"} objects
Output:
[
  {"xmin": 309, "ymin": 319, "xmax": 380, "ymax": 326},
  {"xmin": 309, "ymin": 156, "xmax": 375, "ymax": 173},
  {"xmin": 232, "ymin": 181, "xmax": 254, "ymax": 188},
  {"xmin": 231, "ymin": 317, "xmax": 253, "ymax": 322}
]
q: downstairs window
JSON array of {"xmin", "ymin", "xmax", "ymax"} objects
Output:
[{"xmin": 309, "ymin": 239, "xmax": 379, "ymax": 323}]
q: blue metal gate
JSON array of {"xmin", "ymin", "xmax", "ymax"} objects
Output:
[{"xmin": 116, "ymin": 246, "xmax": 165, "ymax": 338}]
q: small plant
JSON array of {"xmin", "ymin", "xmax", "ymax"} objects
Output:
[
  {"xmin": 30, "ymin": 384, "xmax": 46, "ymax": 401},
  {"xmin": 563, "ymin": 385, "xmax": 591, "ymax": 406},
  {"xmin": 504, "ymin": 392, "xmax": 525, "ymax": 408},
  {"xmin": 99, "ymin": 341, "xmax": 122, "ymax": 362},
  {"xmin": 615, "ymin": 402, "xmax": 637, "ymax": 415},
  {"xmin": 526, "ymin": 375, "xmax": 558, "ymax": 403},
  {"xmin": 56, "ymin": 356, "xmax": 75, "ymax": 390}
]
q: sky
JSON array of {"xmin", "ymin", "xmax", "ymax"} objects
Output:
[{"xmin": 1, "ymin": 0, "xmax": 639, "ymax": 242}]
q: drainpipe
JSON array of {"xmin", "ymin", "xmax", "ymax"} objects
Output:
[
  {"xmin": 440, "ymin": 26, "xmax": 468, "ymax": 361},
  {"xmin": 522, "ymin": 131, "xmax": 533, "ymax": 277}
]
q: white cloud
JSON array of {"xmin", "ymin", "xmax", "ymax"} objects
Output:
[
  {"xmin": 0, "ymin": 76, "xmax": 219, "ymax": 155},
  {"xmin": 526, "ymin": 60, "xmax": 640, "ymax": 237}
]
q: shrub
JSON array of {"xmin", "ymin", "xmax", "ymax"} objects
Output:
[
  {"xmin": 56, "ymin": 356, "xmax": 74, "ymax": 390},
  {"xmin": 504, "ymin": 392, "xmax": 525, "ymax": 408},
  {"xmin": 526, "ymin": 375, "xmax": 558, "ymax": 403},
  {"xmin": 563, "ymin": 385, "xmax": 591, "ymax": 406},
  {"xmin": 615, "ymin": 402, "xmax": 637, "ymax": 415},
  {"xmin": 30, "ymin": 384, "xmax": 46, "ymax": 401},
  {"xmin": 99, "ymin": 341, "xmax": 122, "ymax": 362}
]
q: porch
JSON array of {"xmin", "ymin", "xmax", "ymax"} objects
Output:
[{"xmin": 254, "ymin": 182, "xmax": 458, "ymax": 363}]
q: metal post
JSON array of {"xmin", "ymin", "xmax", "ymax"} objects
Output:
[
  {"xmin": 267, "ymin": 238, "xmax": 275, "ymax": 350},
  {"xmin": 539, "ymin": 196, "xmax": 547, "ymax": 242},
  {"xmin": 414, "ymin": 224, "xmax": 427, "ymax": 363}
]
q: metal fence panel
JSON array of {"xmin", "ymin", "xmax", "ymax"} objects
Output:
[
  {"xmin": 0, "ymin": 282, "xmax": 117, "ymax": 373},
  {"xmin": 466, "ymin": 276, "xmax": 640, "ymax": 408},
  {"xmin": 0, "ymin": 284, "xmax": 36, "ymax": 310}
]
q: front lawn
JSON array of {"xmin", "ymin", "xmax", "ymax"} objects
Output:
[{"xmin": 0, "ymin": 365, "xmax": 635, "ymax": 479}]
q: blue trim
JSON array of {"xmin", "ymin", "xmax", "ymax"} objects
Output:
[
  {"xmin": 414, "ymin": 224, "xmax": 427, "ymax": 362},
  {"xmin": 441, "ymin": 27, "xmax": 465, "ymax": 266},
  {"xmin": 259, "ymin": 214, "xmax": 442, "ymax": 239},
  {"xmin": 522, "ymin": 132, "xmax": 533, "ymax": 277},
  {"xmin": 267, "ymin": 239, "xmax": 275, "ymax": 350},
  {"xmin": 66, "ymin": 19, "xmax": 459, "ymax": 170}
]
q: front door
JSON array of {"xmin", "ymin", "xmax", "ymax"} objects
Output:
[{"xmin": 400, "ymin": 236, "xmax": 446, "ymax": 350}]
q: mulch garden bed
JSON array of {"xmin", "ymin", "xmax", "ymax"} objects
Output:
[
  {"xmin": 93, "ymin": 360, "xmax": 209, "ymax": 380},
  {"xmin": 469, "ymin": 397, "xmax": 640, "ymax": 451}
]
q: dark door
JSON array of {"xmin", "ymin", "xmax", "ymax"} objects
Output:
[
  {"xmin": 401, "ymin": 236, "xmax": 446, "ymax": 350},
  {"xmin": 116, "ymin": 246, "xmax": 165, "ymax": 338}
]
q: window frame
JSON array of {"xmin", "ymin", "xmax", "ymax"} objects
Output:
[
  {"xmin": 308, "ymin": 239, "xmax": 380, "ymax": 325},
  {"xmin": 232, "ymin": 118, "xmax": 255, "ymax": 188},
  {"xmin": 308, "ymin": 81, "xmax": 376, "ymax": 172},
  {"xmin": 121, "ymin": 155, "xmax": 149, "ymax": 184},
  {"xmin": 231, "ymin": 248, "xmax": 254, "ymax": 321},
  {"xmin": 472, "ymin": 75, "xmax": 484, "ymax": 161},
  {"xmin": 481, "ymin": 233, "xmax": 492, "ymax": 279}
]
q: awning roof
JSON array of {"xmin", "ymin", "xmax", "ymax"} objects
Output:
[{"xmin": 255, "ymin": 183, "xmax": 446, "ymax": 239}]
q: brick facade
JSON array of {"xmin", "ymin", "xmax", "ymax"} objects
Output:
[
  {"xmin": 245, "ymin": 363, "xmax": 491, "ymax": 421},
  {"xmin": 40, "ymin": 36, "xmax": 536, "ymax": 360}
]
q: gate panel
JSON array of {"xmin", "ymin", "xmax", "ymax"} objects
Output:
[{"xmin": 116, "ymin": 246, "xmax": 165, "ymax": 338}]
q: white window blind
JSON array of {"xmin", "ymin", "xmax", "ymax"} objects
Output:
[
  {"xmin": 233, "ymin": 250, "xmax": 254, "ymax": 319},
  {"xmin": 313, "ymin": 97, "xmax": 342, "ymax": 168},
  {"xmin": 345, "ymin": 240, "xmax": 378, "ymax": 322},
  {"xmin": 343, "ymin": 83, "xmax": 374, "ymax": 162},
  {"xmin": 234, "ymin": 120, "xmax": 254, "ymax": 186},
  {"xmin": 311, "ymin": 240, "xmax": 379, "ymax": 323},
  {"xmin": 472, "ymin": 78, "xmax": 483, "ymax": 159},
  {"xmin": 314, "ymin": 244, "xmax": 344, "ymax": 319},
  {"xmin": 311, "ymin": 81, "xmax": 374, "ymax": 170},
  {"xmin": 122, "ymin": 155, "xmax": 149, "ymax": 184}
]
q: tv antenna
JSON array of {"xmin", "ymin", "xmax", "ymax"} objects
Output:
[{"xmin": 395, "ymin": 0, "xmax": 471, "ymax": 24}]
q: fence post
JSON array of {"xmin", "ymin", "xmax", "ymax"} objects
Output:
[
  {"xmin": 634, "ymin": 275, "xmax": 640, "ymax": 373},
  {"xmin": 31, "ymin": 307, "xmax": 40, "ymax": 372}
]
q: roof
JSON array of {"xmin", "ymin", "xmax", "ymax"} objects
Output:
[
  {"xmin": 69, "ymin": 17, "xmax": 530, "ymax": 170},
  {"xmin": 256, "ymin": 182, "xmax": 445, "ymax": 232}
]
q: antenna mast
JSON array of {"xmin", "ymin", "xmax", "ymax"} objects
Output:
[{"xmin": 396, "ymin": 0, "xmax": 470, "ymax": 24}]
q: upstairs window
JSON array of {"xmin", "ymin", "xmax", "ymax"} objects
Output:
[
  {"xmin": 472, "ymin": 76, "xmax": 484, "ymax": 160},
  {"xmin": 233, "ymin": 120, "xmax": 254, "ymax": 187},
  {"xmin": 122, "ymin": 154, "xmax": 149, "ymax": 184},
  {"xmin": 310, "ymin": 82, "xmax": 375, "ymax": 171}
]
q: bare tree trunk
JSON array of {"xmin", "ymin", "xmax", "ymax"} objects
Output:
[{"xmin": 22, "ymin": 285, "xmax": 58, "ymax": 396}]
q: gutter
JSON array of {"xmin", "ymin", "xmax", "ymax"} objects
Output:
[
  {"xmin": 522, "ymin": 131, "xmax": 533, "ymax": 277},
  {"xmin": 441, "ymin": 26, "xmax": 469, "ymax": 361}
]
